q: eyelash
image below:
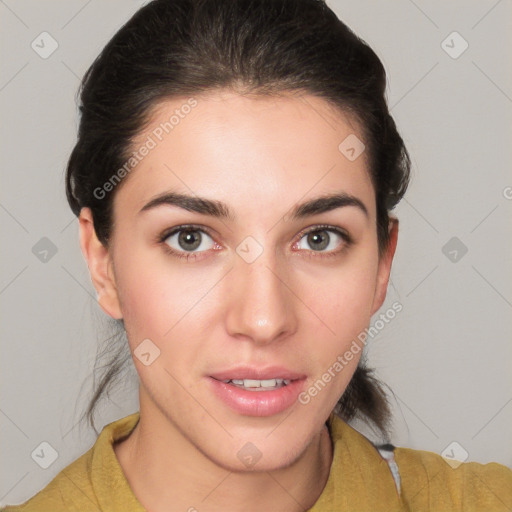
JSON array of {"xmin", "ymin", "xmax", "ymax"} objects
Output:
[{"xmin": 157, "ymin": 224, "xmax": 353, "ymax": 261}]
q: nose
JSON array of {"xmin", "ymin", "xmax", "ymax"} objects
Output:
[{"xmin": 224, "ymin": 246, "xmax": 298, "ymax": 346}]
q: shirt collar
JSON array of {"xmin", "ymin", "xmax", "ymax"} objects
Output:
[
  {"xmin": 91, "ymin": 412, "xmax": 145, "ymax": 512},
  {"xmin": 90, "ymin": 411, "xmax": 404, "ymax": 511}
]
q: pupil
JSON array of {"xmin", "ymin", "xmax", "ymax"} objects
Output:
[
  {"xmin": 309, "ymin": 230, "xmax": 329, "ymax": 251},
  {"xmin": 179, "ymin": 230, "xmax": 201, "ymax": 251}
]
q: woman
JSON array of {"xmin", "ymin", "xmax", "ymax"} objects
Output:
[{"xmin": 3, "ymin": 0, "xmax": 511, "ymax": 510}]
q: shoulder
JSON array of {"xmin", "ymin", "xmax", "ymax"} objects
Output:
[
  {"xmin": 0, "ymin": 449, "xmax": 98, "ymax": 512},
  {"xmin": 1, "ymin": 412, "xmax": 141, "ymax": 512},
  {"xmin": 328, "ymin": 413, "xmax": 512, "ymax": 511},
  {"xmin": 394, "ymin": 445, "xmax": 512, "ymax": 511}
]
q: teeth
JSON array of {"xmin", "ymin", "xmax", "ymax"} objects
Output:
[{"xmin": 226, "ymin": 378, "xmax": 291, "ymax": 389}]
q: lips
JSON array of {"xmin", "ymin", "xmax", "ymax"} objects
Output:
[{"xmin": 207, "ymin": 365, "xmax": 307, "ymax": 416}]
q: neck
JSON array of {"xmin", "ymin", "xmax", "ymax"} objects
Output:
[{"xmin": 114, "ymin": 398, "xmax": 333, "ymax": 512}]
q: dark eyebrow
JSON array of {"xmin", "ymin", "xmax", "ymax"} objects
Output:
[
  {"xmin": 291, "ymin": 193, "xmax": 368, "ymax": 219},
  {"xmin": 139, "ymin": 192, "xmax": 236, "ymax": 220},
  {"xmin": 139, "ymin": 191, "xmax": 368, "ymax": 220}
]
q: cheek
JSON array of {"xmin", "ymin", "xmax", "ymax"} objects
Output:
[
  {"xmin": 307, "ymin": 254, "xmax": 379, "ymax": 342},
  {"xmin": 298, "ymin": 261, "xmax": 378, "ymax": 409},
  {"xmin": 113, "ymin": 247, "xmax": 219, "ymax": 347}
]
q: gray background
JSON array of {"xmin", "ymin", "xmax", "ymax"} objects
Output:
[{"xmin": 1, "ymin": 0, "xmax": 511, "ymax": 506}]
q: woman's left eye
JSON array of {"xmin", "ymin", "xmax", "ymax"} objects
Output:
[{"xmin": 294, "ymin": 226, "xmax": 351, "ymax": 256}]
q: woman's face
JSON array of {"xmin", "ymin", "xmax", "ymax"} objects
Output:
[{"xmin": 81, "ymin": 90, "xmax": 397, "ymax": 471}]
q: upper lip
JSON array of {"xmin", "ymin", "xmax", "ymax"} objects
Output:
[{"xmin": 210, "ymin": 366, "xmax": 306, "ymax": 381}]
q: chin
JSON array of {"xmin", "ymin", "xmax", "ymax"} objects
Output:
[{"xmin": 204, "ymin": 433, "xmax": 314, "ymax": 474}]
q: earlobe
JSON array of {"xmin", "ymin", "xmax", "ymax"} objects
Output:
[
  {"xmin": 370, "ymin": 217, "xmax": 399, "ymax": 316},
  {"xmin": 78, "ymin": 207, "xmax": 123, "ymax": 320}
]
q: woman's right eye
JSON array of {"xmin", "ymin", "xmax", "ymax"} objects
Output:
[{"xmin": 159, "ymin": 226, "xmax": 216, "ymax": 260}]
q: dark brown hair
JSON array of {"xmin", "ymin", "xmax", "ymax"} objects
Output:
[{"xmin": 66, "ymin": 0, "xmax": 410, "ymax": 438}]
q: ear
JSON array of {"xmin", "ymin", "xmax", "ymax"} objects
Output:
[
  {"xmin": 370, "ymin": 216, "xmax": 399, "ymax": 316},
  {"xmin": 78, "ymin": 207, "xmax": 123, "ymax": 319}
]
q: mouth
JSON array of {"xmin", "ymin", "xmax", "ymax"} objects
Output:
[
  {"xmin": 214, "ymin": 377, "xmax": 293, "ymax": 391},
  {"xmin": 208, "ymin": 368, "xmax": 307, "ymax": 416}
]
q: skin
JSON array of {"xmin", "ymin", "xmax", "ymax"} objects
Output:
[{"xmin": 79, "ymin": 90, "xmax": 398, "ymax": 512}]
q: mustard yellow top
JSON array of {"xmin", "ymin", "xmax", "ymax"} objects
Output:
[{"xmin": 2, "ymin": 412, "xmax": 511, "ymax": 511}]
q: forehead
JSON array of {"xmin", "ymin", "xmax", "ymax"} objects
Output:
[{"xmin": 114, "ymin": 90, "xmax": 375, "ymax": 221}]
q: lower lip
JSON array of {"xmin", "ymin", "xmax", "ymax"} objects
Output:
[{"xmin": 208, "ymin": 377, "xmax": 306, "ymax": 417}]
